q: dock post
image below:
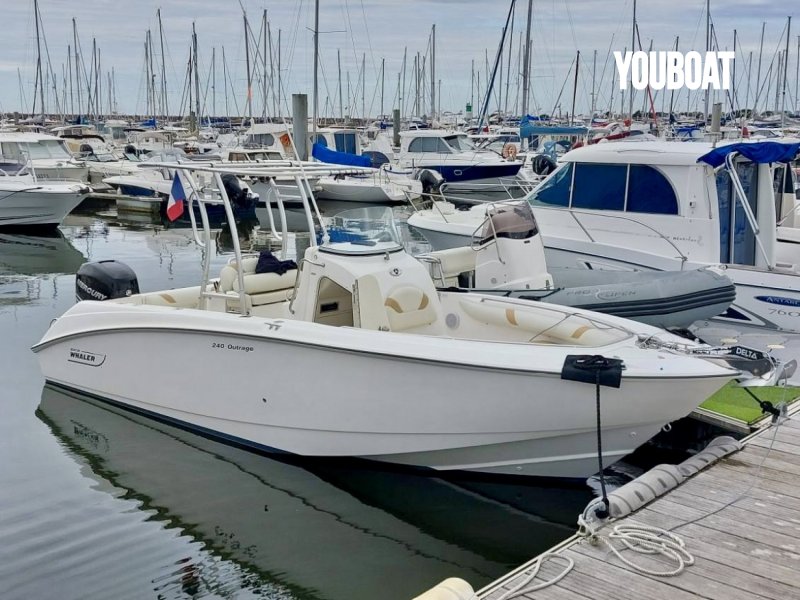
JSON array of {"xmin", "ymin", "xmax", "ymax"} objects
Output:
[
  {"xmin": 292, "ymin": 93, "xmax": 309, "ymax": 161},
  {"xmin": 392, "ymin": 108, "xmax": 401, "ymax": 148}
]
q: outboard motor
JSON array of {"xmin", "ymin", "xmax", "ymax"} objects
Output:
[
  {"xmin": 221, "ymin": 173, "xmax": 255, "ymax": 209},
  {"xmin": 76, "ymin": 260, "xmax": 139, "ymax": 301},
  {"xmin": 414, "ymin": 168, "xmax": 445, "ymax": 195}
]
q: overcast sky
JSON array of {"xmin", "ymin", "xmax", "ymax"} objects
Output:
[{"xmin": 1, "ymin": 0, "xmax": 798, "ymax": 119}]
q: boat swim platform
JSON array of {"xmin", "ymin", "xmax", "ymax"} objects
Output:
[{"xmin": 476, "ymin": 406, "xmax": 800, "ymax": 600}]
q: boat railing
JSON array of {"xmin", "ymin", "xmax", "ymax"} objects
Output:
[
  {"xmin": 558, "ymin": 207, "xmax": 691, "ymax": 268},
  {"xmin": 140, "ymin": 162, "xmax": 327, "ymax": 316},
  {"xmin": 415, "ymin": 254, "xmax": 448, "ymax": 287}
]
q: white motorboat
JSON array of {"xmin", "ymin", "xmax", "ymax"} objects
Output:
[
  {"xmin": 0, "ymin": 162, "xmax": 89, "ymax": 227},
  {"xmin": 33, "ymin": 163, "xmax": 776, "ymax": 479},
  {"xmin": 391, "ymin": 130, "xmax": 524, "ymax": 198},
  {"xmin": 0, "ymin": 131, "xmax": 88, "ymax": 182},
  {"xmin": 408, "ymin": 140, "xmax": 800, "ymax": 367}
]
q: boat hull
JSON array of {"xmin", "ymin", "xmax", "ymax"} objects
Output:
[
  {"xmin": 34, "ymin": 303, "xmax": 731, "ymax": 479},
  {"xmin": 0, "ymin": 186, "xmax": 88, "ymax": 226}
]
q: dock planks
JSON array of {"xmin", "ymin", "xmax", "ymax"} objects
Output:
[{"xmin": 478, "ymin": 411, "xmax": 800, "ymax": 600}]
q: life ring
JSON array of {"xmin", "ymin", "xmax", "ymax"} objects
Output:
[
  {"xmin": 502, "ymin": 143, "xmax": 518, "ymax": 160},
  {"xmin": 279, "ymin": 133, "xmax": 291, "ymax": 147}
]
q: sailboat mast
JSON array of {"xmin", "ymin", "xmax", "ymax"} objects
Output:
[
  {"xmin": 244, "ymin": 14, "xmax": 253, "ymax": 126},
  {"xmin": 590, "ymin": 49, "xmax": 597, "ymax": 116},
  {"xmin": 67, "ymin": 45, "xmax": 73, "ymax": 116},
  {"xmin": 312, "ymin": 0, "xmax": 320, "ymax": 135},
  {"xmin": 193, "ymin": 23, "xmax": 200, "ymax": 127},
  {"xmin": 629, "ymin": 0, "xmax": 635, "ymax": 124},
  {"xmin": 112, "ymin": 66, "xmax": 117, "ymax": 114},
  {"xmin": 223, "ymin": 46, "xmax": 230, "ymax": 119},
  {"xmin": 401, "ymin": 47, "xmax": 407, "ymax": 117},
  {"xmin": 212, "ymin": 47, "xmax": 216, "ymax": 119},
  {"xmin": 338, "ymin": 49, "xmax": 343, "ymax": 120},
  {"xmin": 521, "ymin": 0, "xmax": 533, "ymax": 116},
  {"xmin": 669, "ymin": 37, "xmax": 679, "ymax": 121},
  {"xmin": 362, "ymin": 53, "xmax": 366, "ymax": 120},
  {"xmin": 262, "ymin": 9, "xmax": 268, "ymax": 120},
  {"xmin": 148, "ymin": 30, "xmax": 156, "ymax": 122},
  {"xmin": 34, "ymin": 0, "xmax": 45, "ymax": 118},
  {"xmin": 570, "ymin": 51, "xmax": 580, "ymax": 125},
  {"xmin": 277, "ymin": 29, "xmax": 282, "ymax": 117},
  {"xmin": 381, "ymin": 57, "xmax": 385, "ymax": 117},
  {"xmin": 781, "ymin": 16, "xmax": 792, "ymax": 127},
  {"xmin": 471, "ymin": 60, "xmax": 475, "ymax": 115},
  {"xmin": 504, "ymin": 6, "xmax": 514, "ymax": 115},
  {"xmin": 430, "ymin": 24, "xmax": 436, "ymax": 119},
  {"xmin": 268, "ymin": 17, "xmax": 275, "ymax": 118},
  {"xmin": 796, "ymin": 35, "xmax": 800, "ymax": 115},
  {"xmin": 703, "ymin": 0, "xmax": 710, "ymax": 122},
  {"xmin": 158, "ymin": 9, "xmax": 168, "ymax": 121},
  {"xmin": 732, "ymin": 30, "xmax": 737, "ymax": 116},
  {"xmin": 73, "ymin": 20, "xmax": 81, "ymax": 118}
]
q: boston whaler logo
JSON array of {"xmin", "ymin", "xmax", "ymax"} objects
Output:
[{"xmin": 68, "ymin": 347, "xmax": 106, "ymax": 367}]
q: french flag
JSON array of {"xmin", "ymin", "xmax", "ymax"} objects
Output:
[{"xmin": 166, "ymin": 172, "xmax": 186, "ymax": 221}]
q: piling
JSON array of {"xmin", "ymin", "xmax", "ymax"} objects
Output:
[
  {"xmin": 393, "ymin": 108, "xmax": 401, "ymax": 148},
  {"xmin": 292, "ymin": 93, "xmax": 308, "ymax": 161}
]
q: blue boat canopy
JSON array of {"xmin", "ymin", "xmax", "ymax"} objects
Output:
[
  {"xmin": 697, "ymin": 141, "xmax": 800, "ymax": 167},
  {"xmin": 312, "ymin": 142, "xmax": 371, "ymax": 168}
]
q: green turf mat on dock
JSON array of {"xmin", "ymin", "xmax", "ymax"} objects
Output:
[{"xmin": 700, "ymin": 382, "xmax": 800, "ymax": 424}]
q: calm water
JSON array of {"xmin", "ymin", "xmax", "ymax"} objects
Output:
[{"xmin": 0, "ymin": 205, "xmax": 594, "ymax": 600}]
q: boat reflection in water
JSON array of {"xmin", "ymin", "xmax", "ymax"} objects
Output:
[
  {"xmin": 38, "ymin": 384, "xmax": 592, "ymax": 600},
  {"xmin": 0, "ymin": 230, "xmax": 85, "ymax": 277}
]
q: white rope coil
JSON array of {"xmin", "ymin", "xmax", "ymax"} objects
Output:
[{"xmin": 491, "ymin": 553, "xmax": 575, "ymax": 600}]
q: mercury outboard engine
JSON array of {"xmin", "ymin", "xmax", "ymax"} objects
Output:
[
  {"xmin": 221, "ymin": 173, "xmax": 255, "ymax": 209},
  {"xmin": 75, "ymin": 260, "xmax": 139, "ymax": 301},
  {"xmin": 414, "ymin": 168, "xmax": 445, "ymax": 195}
]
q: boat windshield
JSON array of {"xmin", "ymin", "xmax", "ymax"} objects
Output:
[
  {"xmin": 478, "ymin": 202, "xmax": 538, "ymax": 245},
  {"xmin": 444, "ymin": 135, "xmax": 477, "ymax": 152},
  {"xmin": 2, "ymin": 140, "xmax": 72, "ymax": 161},
  {"xmin": 322, "ymin": 206, "xmax": 404, "ymax": 254}
]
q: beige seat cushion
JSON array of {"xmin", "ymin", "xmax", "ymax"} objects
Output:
[
  {"xmin": 384, "ymin": 285, "xmax": 438, "ymax": 332},
  {"xmin": 424, "ymin": 247, "xmax": 476, "ymax": 281},
  {"xmin": 232, "ymin": 270, "xmax": 297, "ymax": 295}
]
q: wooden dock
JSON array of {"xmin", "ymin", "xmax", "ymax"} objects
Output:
[{"xmin": 478, "ymin": 410, "xmax": 800, "ymax": 600}]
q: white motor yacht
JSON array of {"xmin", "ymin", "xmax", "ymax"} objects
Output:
[
  {"xmin": 0, "ymin": 132, "xmax": 88, "ymax": 182},
  {"xmin": 32, "ymin": 163, "xmax": 777, "ymax": 479},
  {"xmin": 394, "ymin": 130, "xmax": 523, "ymax": 197}
]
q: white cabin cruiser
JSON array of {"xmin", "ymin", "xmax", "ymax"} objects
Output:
[
  {"xmin": 0, "ymin": 132, "xmax": 88, "ymax": 182},
  {"xmin": 409, "ymin": 140, "xmax": 800, "ymax": 375},
  {"xmin": 33, "ymin": 164, "xmax": 779, "ymax": 479},
  {"xmin": 239, "ymin": 124, "xmax": 422, "ymax": 203},
  {"xmin": 395, "ymin": 130, "xmax": 523, "ymax": 197},
  {"xmin": 0, "ymin": 161, "xmax": 89, "ymax": 226}
]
